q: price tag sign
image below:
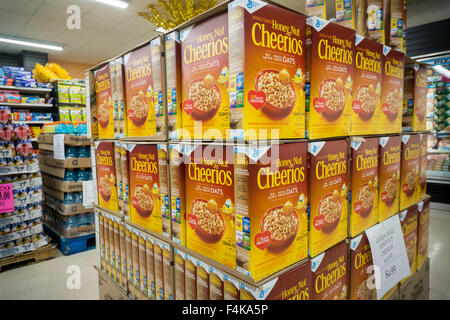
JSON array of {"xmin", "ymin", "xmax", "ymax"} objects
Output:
[
  {"xmin": 0, "ymin": 183, "xmax": 14, "ymax": 213},
  {"xmin": 82, "ymin": 181, "xmax": 94, "ymax": 208},
  {"xmin": 53, "ymin": 134, "xmax": 66, "ymax": 160},
  {"xmin": 365, "ymin": 214, "xmax": 411, "ymax": 299}
]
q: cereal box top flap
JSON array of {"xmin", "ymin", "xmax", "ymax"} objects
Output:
[
  {"xmin": 240, "ymin": 277, "xmax": 279, "ymax": 299},
  {"xmin": 122, "ymin": 42, "xmax": 151, "ymax": 65},
  {"xmin": 165, "ymin": 31, "xmax": 180, "ymax": 42},
  {"xmin": 355, "ymin": 34, "xmax": 365, "ymax": 46},
  {"xmin": 402, "ymin": 135, "xmax": 411, "ymax": 144},
  {"xmin": 308, "ymin": 141, "xmax": 326, "ymax": 156},
  {"xmin": 417, "ymin": 200, "xmax": 424, "ymax": 212},
  {"xmin": 223, "ymin": 274, "xmax": 240, "ymax": 287},
  {"xmin": 150, "ymin": 37, "xmax": 161, "ymax": 46},
  {"xmin": 157, "ymin": 144, "xmax": 167, "ymax": 152},
  {"xmin": 184, "ymin": 252, "xmax": 197, "ymax": 264},
  {"xmin": 180, "ymin": 24, "xmax": 194, "ymax": 41},
  {"xmin": 351, "ymin": 137, "xmax": 365, "ymax": 151},
  {"xmin": 311, "ymin": 252, "xmax": 325, "ymax": 272},
  {"xmin": 306, "ymin": 16, "xmax": 330, "ymax": 31},
  {"xmin": 383, "ymin": 45, "xmax": 392, "ymax": 57},
  {"xmin": 379, "ymin": 136, "xmax": 390, "ymax": 147},
  {"xmin": 196, "ymin": 258, "xmax": 210, "ymax": 271},
  {"xmin": 233, "ymin": 145, "xmax": 271, "ymax": 162},
  {"xmin": 208, "ymin": 265, "xmax": 225, "ymax": 280},
  {"xmin": 350, "ymin": 233, "xmax": 364, "ymax": 251},
  {"xmin": 169, "ymin": 143, "xmax": 184, "ymax": 153},
  {"xmin": 229, "ymin": 0, "xmax": 268, "ymax": 13},
  {"xmin": 399, "ymin": 210, "xmax": 407, "ymax": 221}
]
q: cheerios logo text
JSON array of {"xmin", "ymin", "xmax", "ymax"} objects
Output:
[
  {"xmin": 355, "ymin": 48, "xmax": 381, "ymax": 73},
  {"xmin": 183, "ymin": 26, "xmax": 228, "ymax": 64},
  {"xmin": 188, "ymin": 159, "xmax": 232, "ymax": 186},
  {"xmin": 281, "ymin": 279, "xmax": 310, "ymax": 300},
  {"xmin": 318, "ymin": 35, "xmax": 353, "ymax": 64},
  {"xmin": 126, "ymin": 55, "xmax": 152, "ymax": 81},
  {"xmin": 385, "ymin": 58, "xmax": 404, "ymax": 79},
  {"xmin": 316, "ymin": 152, "xmax": 346, "ymax": 180},
  {"xmin": 315, "ymin": 255, "xmax": 346, "ymax": 294},
  {"xmin": 131, "ymin": 152, "xmax": 158, "ymax": 173},
  {"xmin": 257, "ymin": 156, "xmax": 305, "ymax": 189}
]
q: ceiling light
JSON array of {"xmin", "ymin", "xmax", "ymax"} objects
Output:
[
  {"xmin": 96, "ymin": 0, "xmax": 129, "ymax": 9},
  {"xmin": 0, "ymin": 36, "xmax": 63, "ymax": 51},
  {"xmin": 433, "ymin": 65, "xmax": 450, "ymax": 79}
]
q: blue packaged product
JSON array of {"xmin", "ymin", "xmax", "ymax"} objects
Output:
[
  {"xmin": 64, "ymin": 169, "xmax": 77, "ymax": 182},
  {"xmin": 76, "ymin": 168, "xmax": 89, "ymax": 181},
  {"xmin": 65, "ymin": 146, "xmax": 78, "ymax": 158},
  {"xmin": 78, "ymin": 146, "xmax": 90, "ymax": 158},
  {"xmin": 63, "ymin": 192, "xmax": 76, "ymax": 205}
]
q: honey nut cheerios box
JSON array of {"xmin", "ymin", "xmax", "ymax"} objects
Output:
[
  {"xmin": 185, "ymin": 144, "xmax": 236, "ymax": 269},
  {"xmin": 412, "ymin": 65, "xmax": 428, "ymax": 132},
  {"xmin": 95, "ymin": 141, "xmax": 118, "ymax": 213},
  {"xmin": 170, "ymin": 143, "xmax": 186, "ymax": 246},
  {"xmin": 311, "ymin": 241, "xmax": 348, "ymax": 300},
  {"xmin": 349, "ymin": 232, "xmax": 376, "ymax": 300},
  {"xmin": 138, "ymin": 232, "xmax": 148, "ymax": 299},
  {"xmin": 162, "ymin": 241, "xmax": 174, "ymax": 300},
  {"xmin": 380, "ymin": 46, "xmax": 405, "ymax": 134},
  {"xmin": 145, "ymin": 234, "xmax": 155, "ymax": 300},
  {"xmin": 306, "ymin": 17, "xmax": 354, "ymax": 139},
  {"xmin": 228, "ymin": 0, "xmax": 306, "ymax": 140},
  {"xmin": 124, "ymin": 43, "xmax": 157, "ymax": 138},
  {"xmin": 223, "ymin": 273, "xmax": 240, "ymax": 300},
  {"xmin": 399, "ymin": 204, "xmax": 419, "ymax": 282},
  {"xmin": 416, "ymin": 198, "xmax": 430, "ymax": 271},
  {"xmin": 417, "ymin": 133, "xmax": 428, "ymax": 199},
  {"xmin": 181, "ymin": 12, "xmax": 230, "ymax": 140},
  {"xmin": 114, "ymin": 142, "xmax": 123, "ymax": 213},
  {"xmin": 165, "ymin": 31, "xmax": 183, "ymax": 139},
  {"xmin": 157, "ymin": 144, "xmax": 171, "ymax": 238},
  {"xmin": 308, "ymin": 139, "xmax": 348, "ymax": 258},
  {"xmin": 208, "ymin": 264, "xmax": 226, "ymax": 300},
  {"xmin": 351, "ymin": 35, "xmax": 382, "ymax": 135},
  {"xmin": 109, "ymin": 60, "xmax": 120, "ymax": 139},
  {"xmin": 400, "ymin": 134, "xmax": 420, "ymax": 210},
  {"xmin": 150, "ymin": 37, "xmax": 166, "ymax": 136},
  {"xmin": 349, "ymin": 137, "xmax": 379, "ymax": 237},
  {"xmin": 239, "ymin": 260, "xmax": 312, "ymax": 300},
  {"xmin": 127, "ymin": 143, "xmax": 162, "ymax": 235},
  {"xmin": 152, "ymin": 237, "xmax": 165, "ymax": 300},
  {"xmin": 184, "ymin": 251, "xmax": 198, "ymax": 299},
  {"xmin": 195, "ymin": 258, "xmax": 210, "ymax": 300},
  {"xmin": 378, "ymin": 135, "xmax": 401, "ymax": 222},
  {"xmin": 173, "ymin": 247, "xmax": 186, "ymax": 300},
  {"xmin": 94, "ymin": 64, "xmax": 114, "ymax": 139},
  {"xmin": 234, "ymin": 142, "xmax": 308, "ymax": 282},
  {"xmin": 114, "ymin": 57, "xmax": 127, "ymax": 138},
  {"xmin": 120, "ymin": 143, "xmax": 130, "ymax": 220}
]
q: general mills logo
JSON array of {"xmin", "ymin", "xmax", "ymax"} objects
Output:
[
  {"xmin": 315, "ymin": 19, "xmax": 321, "ymax": 28},
  {"xmin": 313, "ymin": 145, "xmax": 318, "ymax": 153},
  {"xmin": 312, "ymin": 261, "xmax": 317, "ymax": 269},
  {"xmin": 259, "ymin": 290, "xmax": 265, "ymax": 298},
  {"xmin": 247, "ymin": 0, "xmax": 253, "ymax": 9}
]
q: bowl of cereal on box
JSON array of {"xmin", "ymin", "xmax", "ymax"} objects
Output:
[
  {"xmin": 384, "ymin": 89, "xmax": 401, "ymax": 121},
  {"xmin": 127, "ymin": 90, "xmax": 150, "ymax": 127},
  {"xmin": 383, "ymin": 174, "xmax": 398, "ymax": 206},
  {"xmin": 97, "ymin": 101, "xmax": 110, "ymax": 128},
  {"xmin": 191, "ymin": 199, "xmax": 225, "ymax": 244},
  {"xmin": 403, "ymin": 169, "xmax": 416, "ymax": 197},
  {"xmin": 356, "ymin": 85, "xmax": 376, "ymax": 121},
  {"xmin": 260, "ymin": 201, "xmax": 299, "ymax": 253},
  {"xmin": 319, "ymin": 78, "xmax": 346, "ymax": 121},
  {"xmin": 255, "ymin": 69, "xmax": 296, "ymax": 120},
  {"xmin": 99, "ymin": 175, "xmax": 112, "ymax": 201},
  {"xmin": 188, "ymin": 75, "xmax": 221, "ymax": 121},
  {"xmin": 132, "ymin": 184, "xmax": 154, "ymax": 218},
  {"xmin": 319, "ymin": 191, "xmax": 342, "ymax": 233},
  {"xmin": 357, "ymin": 182, "xmax": 375, "ymax": 218}
]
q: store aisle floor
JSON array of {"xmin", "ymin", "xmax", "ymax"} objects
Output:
[{"xmin": 0, "ymin": 203, "xmax": 449, "ymax": 300}]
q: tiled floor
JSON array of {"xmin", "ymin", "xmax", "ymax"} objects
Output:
[{"xmin": 0, "ymin": 203, "xmax": 449, "ymax": 300}]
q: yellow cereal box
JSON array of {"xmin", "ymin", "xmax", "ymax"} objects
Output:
[
  {"xmin": 228, "ymin": 0, "xmax": 306, "ymax": 140},
  {"xmin": 380, "ymin": 46, "xmax": 405, "ymax": 134},
  {"xmin": 185, "ymin": 144, "xmax": 236, "ymax": 269},
  {"xmin": 94, "ymin": 63, "xmax": 114, "ymax": 139},
  {"xmin": 412, "ymin": 65, "xmax": 428, "ymax": 132},
  {"xmin": 306, "ymin": 17, "xmax": 354, "ymax": 139},
  {"xmin": 400, "ymin": 134, "xmax": 419, "ymax": 210},
  {"xmin": 158, "ymin": 144, "xmax": 171, "ymax": 238},
  {"xmin": 308, "ymin": 139, "xmax": 348, "ymax": 258},
  {"xmin": 351, "ymin": 35, "xmax": 382, "ymax": 135},
  {"xmin": 95, "ymin": 141, "xmax": 118, "ymax": 213},
  {"xmin": 128, "ymin": 143, "xmax": 162, "ymax": 234},
  {"xmin": 181, "ymin": 12, "xmax": 229, "ymax": 140},
  {"xmin": 378, "ymin": 135, "xmax": 401, "ymax": 222},
  {"xmin": 234, "ymin": 142, "xmax": 308, "ymax": 281},
  {"xmin": 349, "ymin": 233, "xmax": 376, "ymax": 300},
  {"xmin": 165, "ymin": 31, "xmax": 183, "ymax": 139},
  {"xmin": 150, "ymin": 37, "xmax": 166, "ymax": 136},
  {"xmin": 169, "ymin": 143, "xmax": 186, "ymax": 246},
  {"xmin": 349, "ymin": 137, "xmax": 379, "ymax": 237},
  {"xmin": 417, "ymin": 133, "xmax": 428, "ymax": 199},
  {"xmin": 124, "ymin": 43, "xmax": 157, "ymax": 138},
  {"xmin": 416, "ymin": 198, "xmax": 430, "ymax": 271},
  {"xmin": 399, "ymin": 204, "xmax": 418, "ymax": 282}
]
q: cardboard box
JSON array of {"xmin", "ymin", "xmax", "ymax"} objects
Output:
[
  {"xmin": 145, "ymin": 233, "xmax": 155, "ymax": 300},
  {"xmin": 39, "ymin": 163, "xmax": 67, "ymax": 179},
  {"xmin": 349, "ymin": 137, "xmax": 379, "ymax": 237},
  {"xmin": 165, "ymin": 31, "xmax": 182, "ymax": 139},
  {"xmin": 400, "ymin": 134, "xmax": 420, "ymax": 210},
  {"xmin": 399, "ymin": 258, "xmax": 430, "ymax": 300},
  {"xmin": 417, "ymin": 134, "xmax": 427, "ymax": 198},
  {"xmin": 234, "ymin": 142, "xmax": 308, "ymax": 281},
  {"xmin": 416, "ymin": 198, "xmax": 430, "ymax": 271},
  {"xmin": 228, "ymin": 1, "xmax": 306, "ymax": 140},
  {"xmin": 311, "ymin": 241, "xmax": 348, "ymax": 300},
  {"xmin": 412, "ymin": 65, "xmax": 427, "ymax": 131},
  {"xmin": 349, "ymin": 232, "xmax": 376, "ymax": 300},
  {"xmin": 196, "ymin": 258, "xmax": 210, "ymax": 300},
  {"xmin": 94, "ymin": 63, "xmax": 114, "ymax": 139},
  {"xmin": 96, "ymin": 266, "xmax": 128, "ymax": 300},
  {"xmin": 174, "ymin": 247, "xmax": 186, "ymax": 300},
  {"xmin": 37, "ymin": 133, "xmax": 91, "ymax": 146},
  {"xmin": 181, "ymin": 11, "xmax": 229, "ymax": 140},
  {"xmin": 42, "ymin": 175, "xmax": 83, "ymax": 192},
  {"xmin": 169, "ymin": 143, "xmax": 186, "ymax": 246},
  {"xmin": 399, "ymin": 204, "xmax": 419, "ymax": 282},
  {"xmin": 306, "ymin": 17, "xmax": 354, "ymax": 139},
  {"xmin": 308, "ymin": 139, "xmax": 349, "ymax": 257},
  {"xmin": 95, "ymin": 141, "xmax": 119, "ymax": 213},
  {"xmin": 378, "ymin": 135, "xmax": 401, "ymax": 222},
  {"xmin": 38, "ymin": 153, "xmax": 91, "ymax": 168},
  {"xmin": 150, "ymin": 36, "xmax": 166, "ymax": 137}
]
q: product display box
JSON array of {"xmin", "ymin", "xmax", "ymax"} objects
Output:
[
  {"xmin": 165, "ymin": 31, "xmax": 182, "ymax": 140},
  {"xmin": 399, "ymin": 204, "xmax": 419, "ymax": 282},
  {"xmin": 169, "ymin": 143, "xmax": 186, "ymax": 246},
  {"xmin": 96, "ymin": 266, "xmax": 128, "ymax": 300},
  {"xmin": 416, "ymin": 198, "xmax": 430, "ymax": 271},
  {"xmin": 37, "ymin": 133, "xmax": 91, "ymax": 146},
  {"xmin": 412, "ymin": 65, "xmax": 428, "ymax": 131},
  {"xmin": 400, "ymin": 134, "xmax": 420, "ymax": 210},
  {"xmin": 228, "ymin": 0, "xmax": 306, "ymax": 140},
  {"xmin": 351, "ymin": 35, "xmax": 382, "ymax": 135},
  {"xmin": 95, "ymin": 141, "xmax": 119, "ymax": 213},
  {"xmin": 349, "ymin": 232, "xmax": 376, "ymax": 300},
  {"xmin": 306, "ymin": 17, "xmax": 354, "ymax": 139},
  {"xmin": 311, "ymin": 241, "xmax": 348, "ymax": 300},
  {"xmin": 378, "ymin": 135, "xmax": 401, "ymax": 222},
  {"xmin": 380, "ymin": 46, "xmax": 405, "ymax": 134},
  {"xmin": 308, "ymin": 139, "xmax": 348, "ymax": 258},
  {"xmin": 94, "ymin": 63, "xmax": 114, "ymax": 139},
  {"xmin": 417, "ymin": 133, "xmax": 428, "ymax": 199},
  {"xmin": 37, "ymin": 152, "xmax": 91, "ymax": 168},
  {"xmin": 399, "ymin": 258, "xmax": 430, "ymax": 300},
  {"xmin": 349, "ymin": 137, "xmax": 379, "ymax": 237},
  {"xmin": 181, "ymin": 11, "xmax": 230, "ymax": 140}
]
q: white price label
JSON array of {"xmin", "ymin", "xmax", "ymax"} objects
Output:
[
  {"xmin": 53, "ymin": 134, "xmax": 66, "ymax": 160},
  {"xmin": 365, "ymin": 214, "xmax": 411, "ymax": 299},
  {"xmin": 82, "ymin": 181, "xmax": 94, "ymax": 208}
]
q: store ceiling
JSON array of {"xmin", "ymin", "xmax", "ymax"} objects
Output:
[{"xmin": 0, "ymin": 0, "xmax": 448, "ymax": 66}]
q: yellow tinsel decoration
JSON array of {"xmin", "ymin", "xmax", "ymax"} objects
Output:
[{"xmin": 139, "ymin": 0, "xmax": 217, "ymax": 30}]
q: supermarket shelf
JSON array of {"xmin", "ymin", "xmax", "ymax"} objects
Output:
[
  {"xmin": 427, "ymin": 149, "xmax": 450, "ymax": 154},
  {"xmin": 57, "ymin": 102, "xmax": 85, "ymax": 106},
  {"xmin": 426, "ymin": 170, "xmax": 450, "ymax": 185},
  {"xmin": 3, "ymin": 102, "xmax": 53, "ymax": 108},
  {"xmin": 0, "ymin": 85, "xmax": 52, "ymax": 94},
  {"xmin": 12, "ymin": 120, "xmax": 52, "ymax": 125}
]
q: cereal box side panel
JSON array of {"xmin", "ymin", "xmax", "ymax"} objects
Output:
[
  {"xmin": 400, "ymin": 134, "xmax": 420, "ymax": 210},
  {"xmin": 412, "ymin": 66, "xmax": 427, "ymax": 132},
  {"xmin": 349, "ymin": 233, "xmax": 376, "ymax": 300},
  {"xmin": 95, "ymin": 141, "xmax": 118, "ymax": 212},
  {"xmin": 95, "ymin": 64, "xmax": 115, "ymax": 139},
  {"xmin": 417, "ymin": 199, "xmax": 430, "ymax": 270}
]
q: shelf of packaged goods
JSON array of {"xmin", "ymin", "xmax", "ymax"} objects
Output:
[
  {"xmin": 427, "ymin": 149, "xmax": 450, "ymax": 154},
  {"xmin": 426, "ymin": 170, "xmax": 450, "ymax": 184},
  {"xmin": 0, "ymin": 85, "xmax": 52, "ymax": 94},
  {"xmin": 2, "ymin": 102, "xmax": 53, "ymax": 108},
  {"xmin": 12, "ymin": 120, "xmax": 52, "ymax": 125},
  {"xmin": 57, "ymin": 102, "xmax": 85, "ymax": 106}
]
